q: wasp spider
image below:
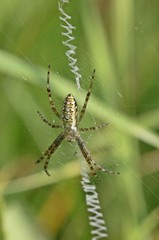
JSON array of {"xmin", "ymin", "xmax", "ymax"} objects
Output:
[{"xmin": 35, "ymin": 65, "xmax": 119, "ymax": 177}]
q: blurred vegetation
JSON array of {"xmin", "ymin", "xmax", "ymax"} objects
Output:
[{"xmin": 0, "ymin": 0, "xmax": 159, "ymax": 239}]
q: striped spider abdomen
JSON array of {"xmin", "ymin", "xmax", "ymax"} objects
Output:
[{"xmin": 62, "ymin": 94, "xmax": 78, "ymax": 142}]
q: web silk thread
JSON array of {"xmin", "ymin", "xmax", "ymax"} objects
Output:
[
  {"xmin": 81, "ymin": 172, "xmax": 108, "ymax": 239},
  {"xmin": 58, "ymin": 0, "xmax": 81, "ymax": 89},
  {"xmin": 58, "ymin": 1, "xmax": 108, "ymax": 238}
]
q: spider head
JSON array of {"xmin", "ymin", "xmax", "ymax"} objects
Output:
[{"xmin": 64, "ymin": 127, "xmax": 77, "ymax": 142}]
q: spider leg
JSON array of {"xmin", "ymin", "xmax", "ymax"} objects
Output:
[
  {"xmin": 79, "ymin": 69, "xmax": 95, "ymax": 123},
  {"xmin": 76, "ymin": 133, "xmax": 119, "ymax": 176},
  {"xmin": 37, "ymin": 111, "xmax": 63, "ymax": 128},
  {"xmin": 92, "ymin": 162, "xmax": 120, "ymax": 174},
  {"xmin": 35, "ymin": 132, "xmax": 65, "ymax": 176},
  {"xmin": 75, "ymin": 134, "xmax": 98, "ymax": 177},
  {"xmin": 79, "ymin": 123, "xmax": 108, "ymax": 132},
  {"xmin": 47, "ymin": 65, "xmax": 61, "ymax": 119}
]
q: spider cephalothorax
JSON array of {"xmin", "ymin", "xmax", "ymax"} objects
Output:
[{"xmin": 36, "ymin": 65, "xmax": 119, "ymax": 177}]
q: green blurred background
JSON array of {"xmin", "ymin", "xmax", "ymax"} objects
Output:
[{"xmin": 0, "ymin": 0, "xmax": 159, "ymax": 239}]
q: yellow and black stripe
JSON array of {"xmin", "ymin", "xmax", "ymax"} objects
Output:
[{"xmin": 62, "ymin": 94, "xmax": 78, "ymax": 129}]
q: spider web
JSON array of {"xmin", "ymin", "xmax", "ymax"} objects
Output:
[{"xmin": 1, "ymin": 1, "xmax": 159, "ymax": 240}]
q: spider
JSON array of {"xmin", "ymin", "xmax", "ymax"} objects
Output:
[{"xmin": 35, "ymin": 65, "xmax": 119, "ymax": 177}]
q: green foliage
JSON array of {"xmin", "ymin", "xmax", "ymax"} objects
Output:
[{"xmin": 0, "ymin": 0, "xmax": 159, "ymax": 239}]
